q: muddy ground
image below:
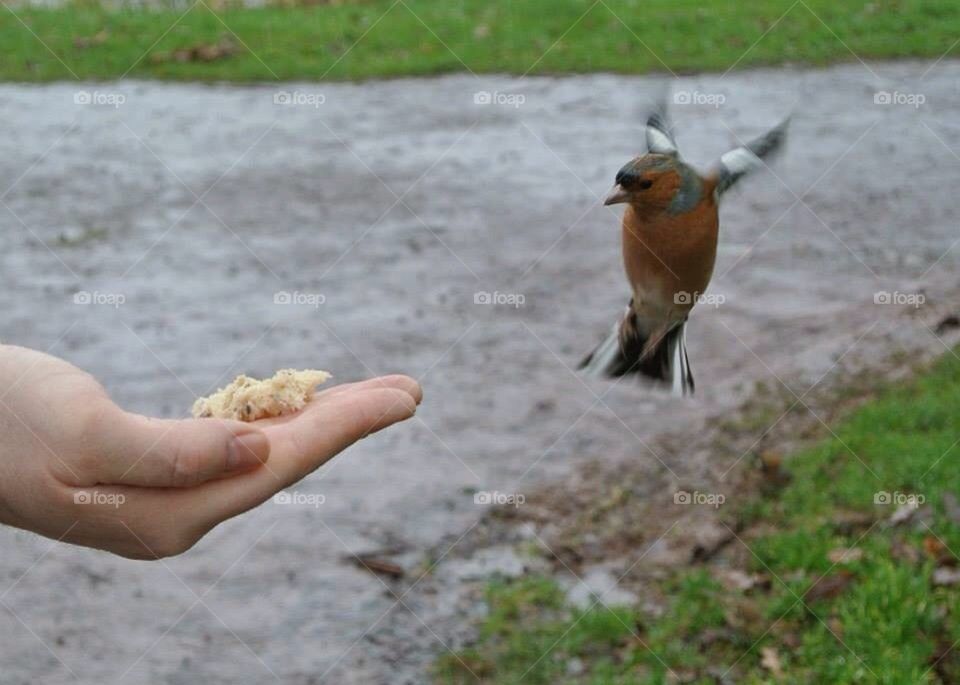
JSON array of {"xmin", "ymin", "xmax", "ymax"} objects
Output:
[{"xmin": 0, "ymin": 61, "xmax": 958, "ymax": 684}]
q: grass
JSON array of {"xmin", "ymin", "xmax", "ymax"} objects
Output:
[
  {"xmin": 0, "ymin": 0, "xmax": 958, "ymax": 82},
  {"xmin": 435, "ymin": 347, "xmax": 960, "ymax": 683}
]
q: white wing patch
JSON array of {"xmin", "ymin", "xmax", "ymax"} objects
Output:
[
  {"xmin": 713, "ymin": 118, "xmax": 788, "ymax": 196},
  {"xmin": 719, "ymin": 147, "xmax": 762, "ymax": 176},
  {"xmin": 646, "ymin": 126, "xmax": 677, "ymax": 155}
]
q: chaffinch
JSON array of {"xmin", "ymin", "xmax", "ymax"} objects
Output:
[{"xmin": 580, "ymin": 99, "xmax": 788, "ymax": 395}]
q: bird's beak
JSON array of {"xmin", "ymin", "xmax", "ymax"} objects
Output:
[{"xmin": 603, "ymin": 184, "xmax": 630, "ymax": 206}]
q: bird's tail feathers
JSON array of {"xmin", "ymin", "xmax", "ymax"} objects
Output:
[{"xmin": 579, "ymin": 309, "xmax": 694, "ymax": 396}]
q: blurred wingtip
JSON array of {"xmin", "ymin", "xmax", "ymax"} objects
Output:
[
  {"xmin": 646, "ymin": 81, "xmax": 673, "ymax": 126},
  {"xmin": 643, "ymin": 81, "xmax": 679, "ymax": 155}
]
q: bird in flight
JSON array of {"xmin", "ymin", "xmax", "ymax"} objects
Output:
[{"xmin": 580, "ymin": 99, "xmax": 788, "ymax": 395}]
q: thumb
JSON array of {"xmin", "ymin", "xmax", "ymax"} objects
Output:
[{"xmin": 97, "ymin": 412, "xmax": 271, "ymax": 487}]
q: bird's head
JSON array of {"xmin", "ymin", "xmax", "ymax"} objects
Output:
[
  {"xmin": 603, "ymin": 153, "xmax": 688, "ymax": 212},
  {"xmin": 602, "ymin": 95, "xmax": 787, "ymax": 214}
]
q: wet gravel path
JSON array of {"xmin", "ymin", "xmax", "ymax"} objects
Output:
[{"xmin": 0, "ymin": 61, "xmax": 958, "ymax": 683}]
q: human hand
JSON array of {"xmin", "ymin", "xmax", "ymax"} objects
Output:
[{"xmin": 0, "ymin": 345, "xmax": 421, "ymax": 559}]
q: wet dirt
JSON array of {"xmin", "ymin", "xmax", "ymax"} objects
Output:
[{"xmin": 0, "ymin": 60, "xmax": 958, "ymax": 683}]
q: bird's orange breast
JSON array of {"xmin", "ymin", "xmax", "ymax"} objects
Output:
[{"xmin": 621, "ymin": 197, "xmax": 719, "ymax": 311}]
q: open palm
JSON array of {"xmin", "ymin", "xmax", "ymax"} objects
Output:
[{"xmin": 0, "ymin": 345, "xmax": 421, "ymax": 558}]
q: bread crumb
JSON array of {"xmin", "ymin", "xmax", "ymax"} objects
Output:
[{"xmin": 192, "ymin": 369, "xmax": 331, "ymax": 421}]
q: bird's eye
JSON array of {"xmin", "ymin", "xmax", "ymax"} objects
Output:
[{"xmin": 637, "ymin": 179, "xmax": 653, "ymax": 190}]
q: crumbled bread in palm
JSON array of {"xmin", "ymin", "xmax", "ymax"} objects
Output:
[{"xmin": 192, "ymin": 369, "xmax": 331, "ymax": 422}]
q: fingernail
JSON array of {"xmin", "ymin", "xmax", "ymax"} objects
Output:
[{"xmin": 227, "ymin": 432, "xmax": 270, "ymax": 471}]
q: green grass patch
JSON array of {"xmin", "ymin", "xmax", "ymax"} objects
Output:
[
  {"xmin": 436, "ymin": 348, "xmax": 960, "ymax": 683},
  {"xmin": 1, "ymin": 0, "xmax": 959, "ymax": 82}
]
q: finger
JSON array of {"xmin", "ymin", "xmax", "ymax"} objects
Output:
[
  {"xmin": 279, "ymin": 386, "xmax": 419, "ymax": 466},
  {"xmin": 357, "ymin": 374, "xmax": 422, "ymax": 404},
  {"xmin": 189, "ymin": 386, "xmax": 418, "ymax": 525},
  {"xmin": 315, "ymin": 374, "xmax": 422, "ymax": 404},
  {"xmin": 97, "ymin": 413, "xmax": 271, "ymax": 488},
  {"xmin": 252, "ymin": 375, "xmax": 423, "ymax": 430}
]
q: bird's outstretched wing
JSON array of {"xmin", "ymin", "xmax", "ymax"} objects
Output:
[
  {"xmin": 712, "ymin": 117, "xmax": 789, "ymax": 196},
  {"xmin": 645, "ymin": 91, "xmax": 679, "ymax": 156}
]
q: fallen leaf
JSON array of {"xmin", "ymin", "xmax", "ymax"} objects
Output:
[
  {"xmin": 804, "ymin": 570, "xmax": 855, "ymax": 602},
  {"xmin": 716, "ymin": 569, "xmax": 748, "ymax": 590},
  {"xmin": 891, "ymin": 538, "xmax": 922, "ymax": 564},
  {"xmin": 781, "ymin": 632, "xmax": 802, "ymax": 649},
  {"xmin": 699, "ymin": 627, "xmax": 736, "ymax": 648},
  {"xmin": 716, "ymin": 568, "xmax": 762, "ymax": 591},
  {"xmin": 346, "ymin": 554, "xmax": 404, "ymax": 579},
  {"xmin": 923, "ymin": 536, "xmax": 957, "ymax": 566},
  {"xmin": 759, "ymin": 450, "xmax": 782, "ymax": 471},
  {"xmin": 827, "ymin": 617, "xmax": 845, "ymax": 639},
  {"xmin": 942, "ymin": 493, "xmax": 960, "ymax": 525},
  {"xmin": 758, "ymin": 450, "xmax": 791, "ymax": 488},
  {"xmin": 150, "ymin": 36, "xmax": 240, "ymax": 65},
  {"xmin": 760, "ymin": 647, "xmax": 783, "ymax": 678},
  {"xmin": 723, "ymin": 597, "xmax": 767, "ymax": 632},
  {"xmin": 936, "ymin": 314, "xmax": 960, "ymax": 335},
  {"xmin": 690, "ymin": 523, "xmax": 735, "ymax": 563},
  {"xmin": 933, "ymin": 567, "xmax": 960, "ymax": 586},
  {"xmin": 888, "ymin": 502, "xmax": 923, "ymax": 526},
  {"xmin": 827, "ymin": 547, "xmax": 864, "ymax": 564},
  {"xmin": 830, "ymin": 510, "xmax": 877, "ymax": 535},
  {"xmin": 930, "ymin": 638, "xmax": 960, "ymax": 683},
  {"xmin": 73, "ymin": 30, "xmax": 109, "ymax": 49}
]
